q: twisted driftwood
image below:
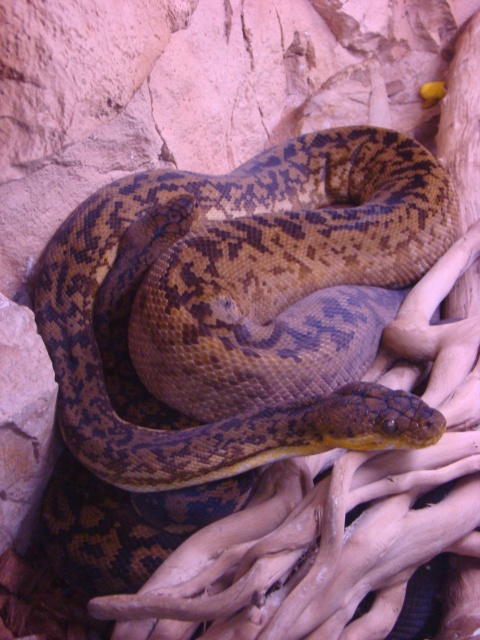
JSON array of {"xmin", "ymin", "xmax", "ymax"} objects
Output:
[{"xmin": 89, "ymin": 11, "xmax": 480, "ymax": 640}]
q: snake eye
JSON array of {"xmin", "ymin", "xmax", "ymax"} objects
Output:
[{"xmin": 381, "ymin": 419, "xmax": 397, "ymax": 434}]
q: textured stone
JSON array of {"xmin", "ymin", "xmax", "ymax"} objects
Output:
[
  {"xmin": 0, "ymin": 293, "xmax": 58, "ymax": 554},
  {"xmin": 311, "ymin": 0, "xmax": 392, "ymax": 52},
  {"xmin": 0, "ymin": 83, "xmax": 166, "ymax": 297},
  {"xmin": 2, "ymin": 0, "xmax": 480, "ymax": 299},
  {"xmin": 148, "ymin": 0, "xmax": 334, "ymax": 172},
  {"xmin": 0, "ymin": 0, "xmax": 198, "ymax": 181}
]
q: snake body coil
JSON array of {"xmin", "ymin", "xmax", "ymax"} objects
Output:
[{"xmin": 34, "ymin": 126, "xmax": 455, "ymax": 498}]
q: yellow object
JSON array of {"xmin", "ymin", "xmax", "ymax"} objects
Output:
[{"xmin": 420, "ymin": 81, "xmax": 447, "ymax": 108}]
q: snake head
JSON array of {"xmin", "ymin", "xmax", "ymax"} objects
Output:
[{"xmin": 323, "ymin": 381, "xmax": 446, "ymax": 450}]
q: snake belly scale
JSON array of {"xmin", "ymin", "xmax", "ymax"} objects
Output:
[{"xmin": 34, "ymin": 126, "xmax": 455, "ymax": 500}]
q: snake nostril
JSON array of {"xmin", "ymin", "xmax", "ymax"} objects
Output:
[{"xmin": 381, "ymin": 419, "xmax": 397, "ymax": 434}]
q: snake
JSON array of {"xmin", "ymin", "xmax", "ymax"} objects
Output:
[{"xmin": 34, "ymin": 126, "xmax": 456, "ymax": 596}]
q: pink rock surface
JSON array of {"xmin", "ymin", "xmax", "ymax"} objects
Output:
[
  {"xmin": 0, "ymin": 293, "xmax": 58, "ymax": 553},
  {"xmin": 3, "ymin": 0, "xmax": 479, "ymax": 299}
]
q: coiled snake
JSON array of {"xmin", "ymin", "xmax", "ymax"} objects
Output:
[{"xmin": 34, "ymin": 126, "xmax": 455, "ymax": 593}]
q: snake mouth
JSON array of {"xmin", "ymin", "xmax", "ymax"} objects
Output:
[
  {"xmin": 328, "ymin": 433, "xmax": 417, "ymax": 452},
  {"xmin": 332, "ymin": 423, "xmax": 446, "ymax": 452}
]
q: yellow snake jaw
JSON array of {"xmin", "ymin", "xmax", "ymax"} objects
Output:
[{"xmin": 33, "ymin": 126, "xmax": 457, "ymax": 493}]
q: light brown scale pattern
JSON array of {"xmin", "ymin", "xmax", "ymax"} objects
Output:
[{"xmin": 34, "ymin": 126, "xmax": 455, "ymax": 494}]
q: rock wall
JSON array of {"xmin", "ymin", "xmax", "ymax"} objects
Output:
[
  {"xmin": 0, "ymin": 293, "xmax": 59, "ymax": 555},
  {"xmin": 2, "ymin": 0, "xmax": 480, "ymax": 299},
  {"xmin": 1, "ymin": 0, "xmax": 480, "ymax": 553}
]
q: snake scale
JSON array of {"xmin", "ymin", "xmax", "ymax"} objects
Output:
[{"xmin": 34, "ymin": 126, "xmax": 456, "ymax": 595}]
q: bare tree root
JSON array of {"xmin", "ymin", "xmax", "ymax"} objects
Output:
[{"xmin": 89, "ymin": 434, "xmax": 480, "ymax": 638}]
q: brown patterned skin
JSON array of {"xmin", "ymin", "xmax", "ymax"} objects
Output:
[
  {"xmin": 34, "ymin": 127, "xmax": 455, "ymax": 495},
  {"xmin": 41, "ymin": 450, "xmax": 256, "ymax": 595}
]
